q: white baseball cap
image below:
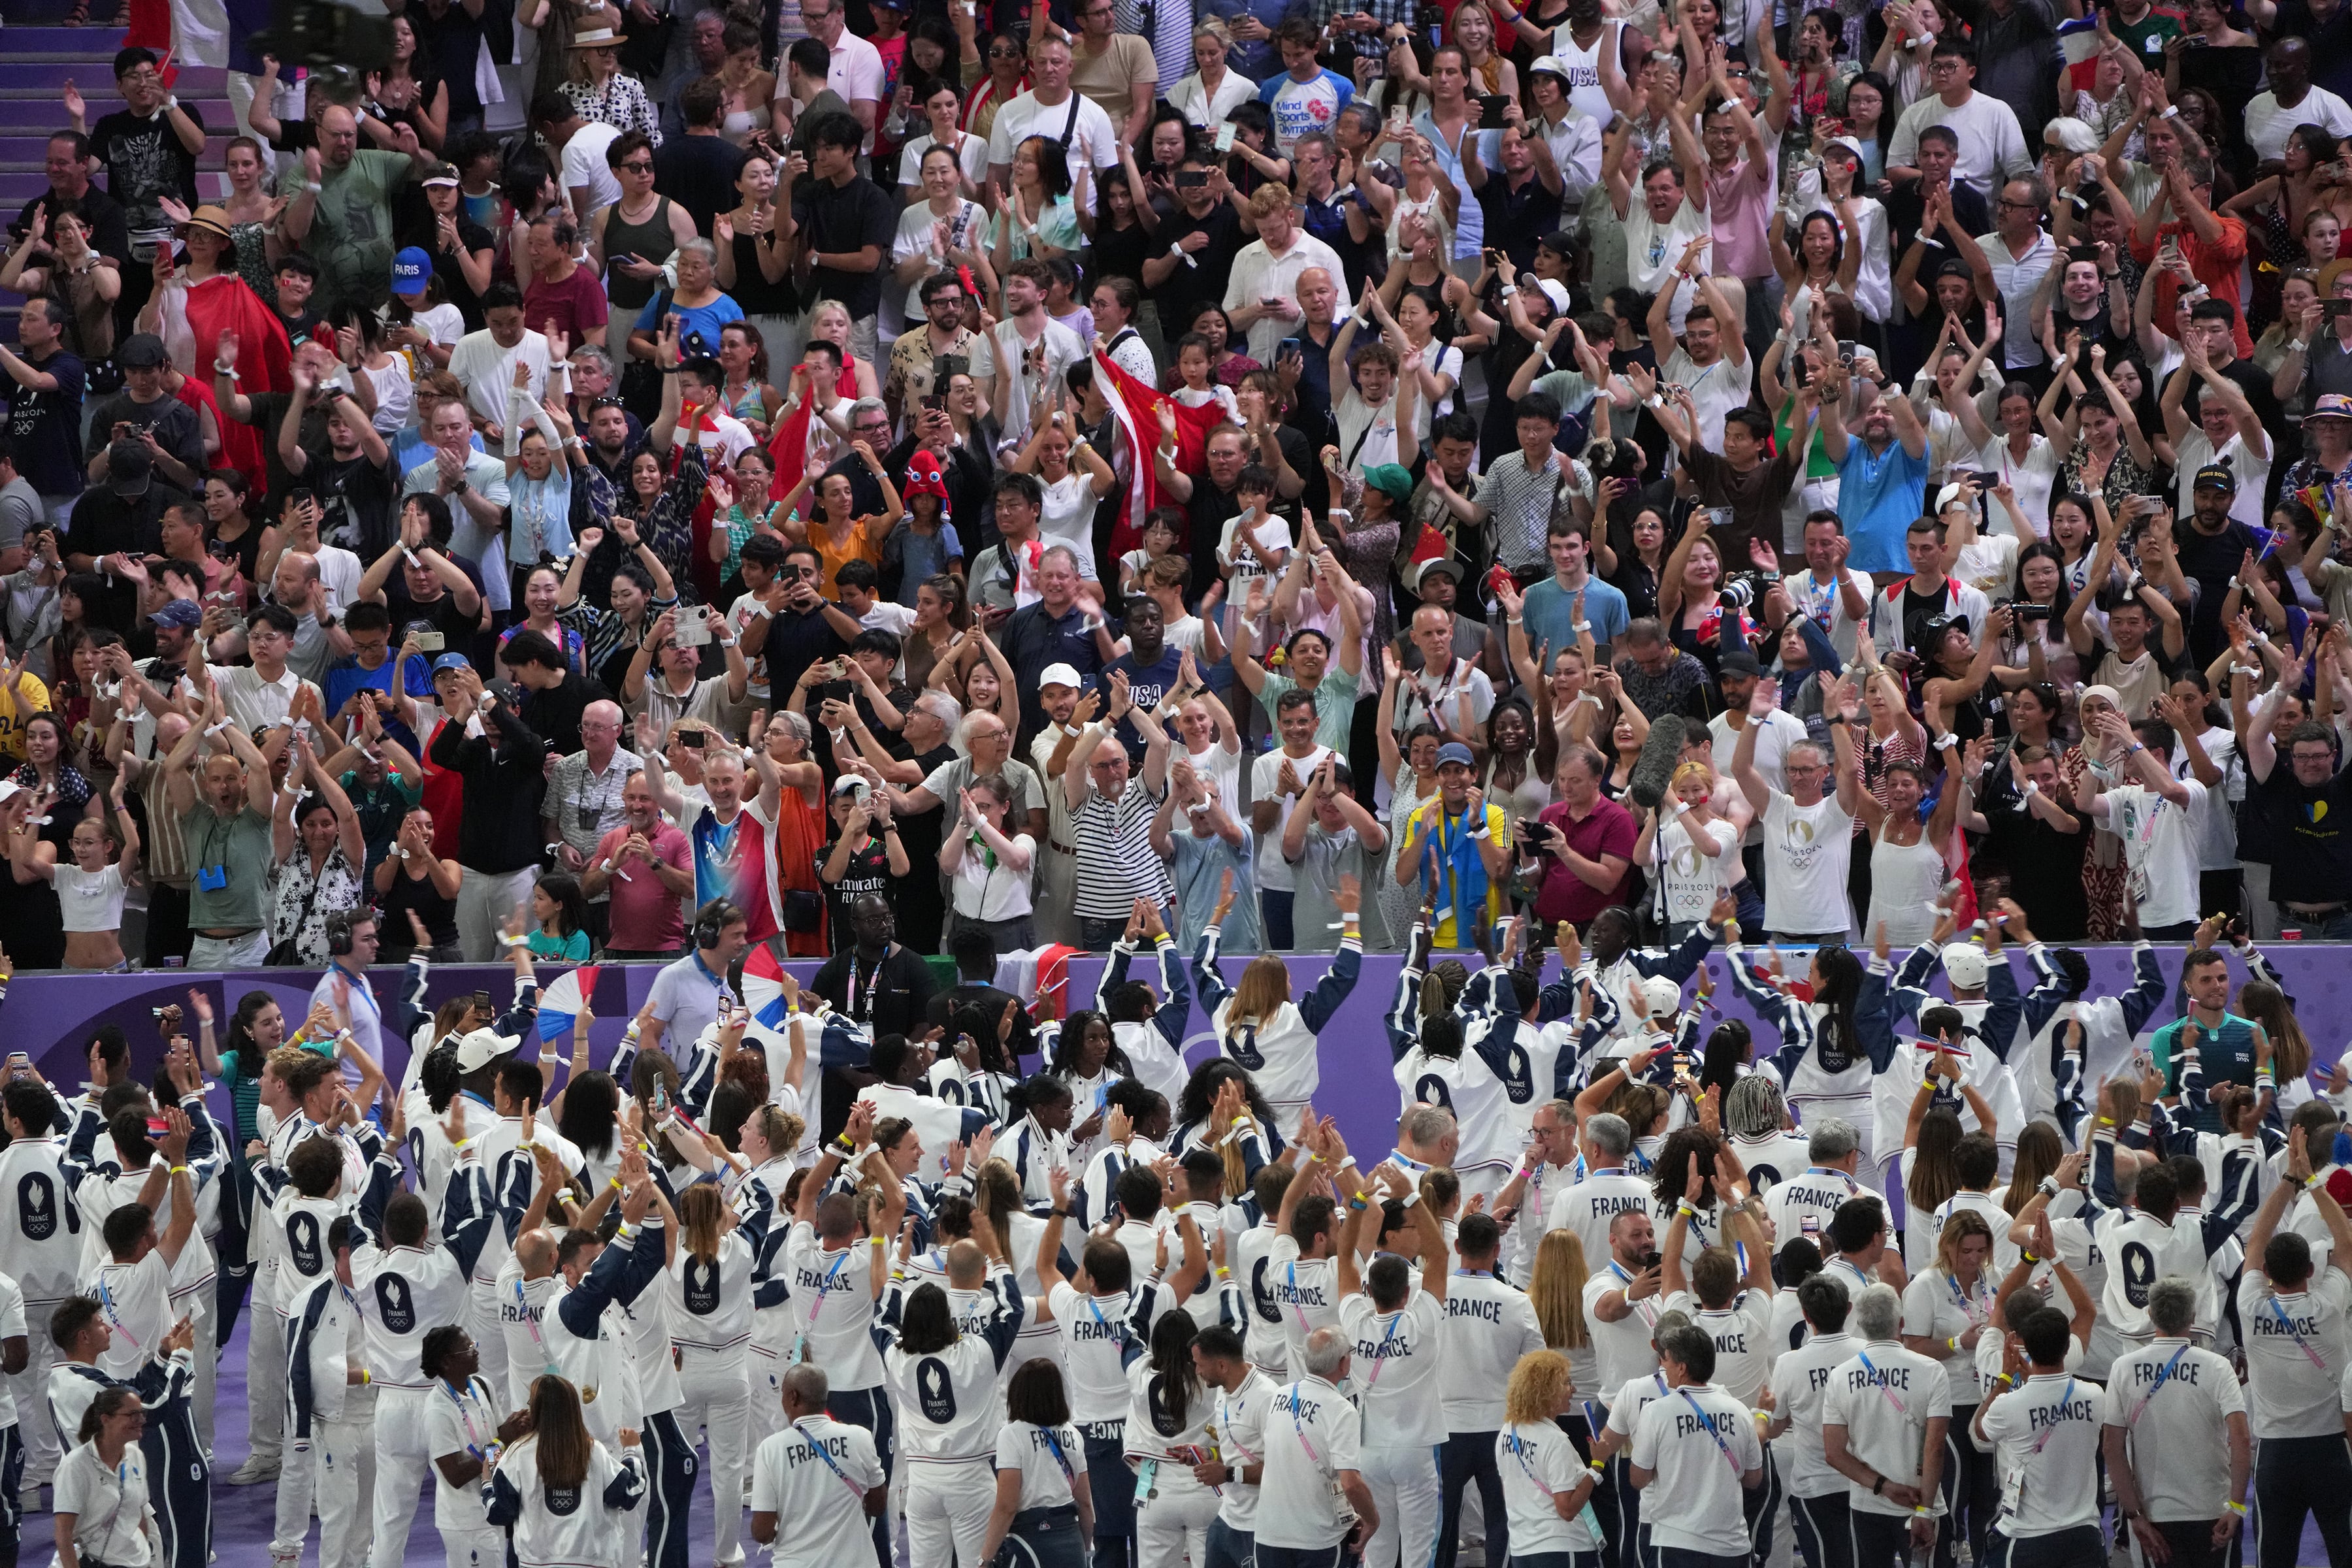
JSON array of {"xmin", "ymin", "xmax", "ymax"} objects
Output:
[
  {"xmin": 1942, "ymin": 944, "xmax": 1989, "ymax": 991},
  {"xmin": 453, "ymin": 1025, "xmax": 520, "ymax": 1073},
  {"xmin": 1038, "ymin": 663, "xmax": 1083, "ymax": 690}
]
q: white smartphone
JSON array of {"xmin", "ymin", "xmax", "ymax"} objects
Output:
[{"xmin": 1215, "ymin": 123, "xmax": 1237, "ymax": 152}]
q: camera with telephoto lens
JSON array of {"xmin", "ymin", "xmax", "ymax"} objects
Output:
[{"xmin": 1719, "ymin": 576, "xmax": 1757, "ymax": 612}]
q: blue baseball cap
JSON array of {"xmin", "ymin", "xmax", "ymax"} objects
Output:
[
  {"xmin": 431, "ymin": 652, "xmax": 471, "ymax": 676},
  {"xmin": 1435, "ymin": 741, "xmax": 1475, "ymax": 769},
  {"xmin": 391, "ymin": 247, "xmax": 434, "ymax": 291}
]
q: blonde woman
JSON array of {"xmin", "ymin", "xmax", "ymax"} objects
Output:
[
  {"xmin": 1633, "ymin": 761, "xmax": 1737, "ymax": 944},
  {"xmin": 1495, "ymin": 1350, "xmax": 1603, "ymax": 1565},
  {"xmin": 1527, "ymin": 1229, "xmax": 1597, "ymax": 1416},
  {"xmin": 1900, "ymin": 1209, "xmax": 2001, "ymax": 1560},
  {"xmin": 1166, "ymin": 22, "xmax": 1252, "ymax": 129}
]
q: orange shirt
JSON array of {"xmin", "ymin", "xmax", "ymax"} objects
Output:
[{"xmin": 2131, "ymin": 213, "xmax": 2253, "ymax": 357}]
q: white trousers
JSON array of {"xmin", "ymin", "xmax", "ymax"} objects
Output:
[
  {"xmin": 271, "ymin": 1401, "xmax": 375, "ymax": 1568},
  {"xmin": 455, "ymin": 867, "xmax": 539, "ymax": 962},
  {"xmin": 746, "ymin": 1342, "xmax": 785, "ymax": 1458},
  {"xmin": 246, "ymin": 1306, "xmax": 287, "ymax": 1463},
  {"xmin": 372, "ymin": 1386, "xmax": 438, "ymax": 1568},
  {"xmin": 1135, "ymin": 1463, "xmax": 1220, "ymax": 1568},
  {"xmin": 10, "ymin": 1310, "xmax": 59, "ymax": 1487},
  {"xmin": 444, "ymin": 1524, "xmax": 504, "ymax": 1568},
  {"xmin": 1358, "ymin": 1439, "xmax": 1442, "ymax": 1568},
  {"xmin": 468, "ymin": 1286, "xmax": 510, "ymax": 1405},
  {"xmin": 676, "ymin": 1345, "xmax": 753, "ymax": 1564},
  {"xmin": 904, "ymin": 1456, "xmax": 997, "ymax": 1568},
  {"xmin": 186, "ymin": 1289, "xmax": 218, "ymax": 1455}
]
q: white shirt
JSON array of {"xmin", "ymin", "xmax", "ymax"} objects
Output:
[
  {"xmin": 1210, "ymin": 1368, "xmax": 1279, "ymax": 1530},
  {"xmin": 1222, "ymin": 233, "xmax": 1348, "ymax": 366},
  {"xmin": 448, "ymin": 329, "xmax": 553, "ymax": 427},
  {"xmin": 1339, "ymin": 1286, "xmax": 1446, "ymax": 1446},
  {"xmin": 1820, "ymin": 1339, "xmax": 1952, "ymax": 1515},
  {"xmin": 2238, "ymin": 1266, "xmax": 2351, "ymax": 1437},
  {"xmin": 891, "ymin": 199, "xmax": 987, "ymax": 318},
  {"xmin": 1768, "ymin": 1330, "xmax": 1858, "ymax": 1500},
  {"xmin": 1441, "ymin": 1271, "xmax": 1545, "ymax": 1432},
  {"xmin": 206, "ymin": 662, "xmax": 316, "ymax": 734},
  {"xmin": 54, "ymin": 1439, "xmax": 154, "ymax": 1568},
  {"xmin": 1761, "ymin": 791, "xmax": 1855, "ymax": 936},
  {"xmin": 2104, "ymin": 1337, "xmax": 2244, "ymax": 1522},
  {"xmin": 896, "ymin": 133, "xmax": 989, "ymax": 197},
  {"xmin": 2246, "ymin": 85, "xmax": 2352, "ymax": 164},
  {"xmin": 1710, "ymin": 710, "xmax": 1807, "ymax": 844},
  {"xmin": 1976, "ymin": 1373, "xmax": 2107, "ymax": 1537},
  {"xmin": 1497, "ymin": 1420, "xmax": 1602, "ymax": 1557},
  {"xmin": 425, "ymin": 1375, "xmax": 500, "ymax": 1531},
  {"xmin": 985, "ymin": 90, "xmax": 1122, "ymax": 191},
  {"xmin": 988, "ymin": 314, "xmax": 1087, "ymax": 446},
  {"xmin": 2172, "ymin": 429, "xmax": 2271, "ymax": 530},
  {"xmin": 1625, "ymin": 198, "xmax": 1708, "ymax": 330},
  {"xmin": 1254, "ymin": 1374, "xmax": 1363, "ymax": 1552},
  {"xmin": 1975, "ymin": 230, "xmax": 2057, "ymax": 370},
  {"xmin": 1628, "ymin": 1381, "xmax": 1761, "ymax": 1555},
  {"xmin": 559, "ymin": 122, "xmax": 623, "ymax": 217},
  {"xmin": 781, "ymin": 1224, "xmax": 882, "ymax": 1390},
  {"xmin": 1250, "ymin": 745, "xmax": 1331, "ymax": 896},
  {"xmin": 1886, "ymin": 90, "xmax": 2033, "ymax": 199},
  {"xmin": 1660, "ymin": 347, "xmax": 1754, "ymax": 457},
  {"xmin": 1582, "ymin": 1260, "xmax": 1663, "ymax": 1396},
  {"xmin": 2098, "ymin": 779, "xmax": 2204, "ymax": 932},
  {"xmin": 1167, "ymin": 69, "xmax": 1254, "ymax": 129},
  {"xmin": 750, "ymin": 1415, "xmax": 885, "ymax": 1568},
  {"xmin": 994, "ymin": 1420, "xmax": 1085, "ymax": 1511},
  {"xmin": 825, "ymin": 31, "xmax": 888, "ymax": 150}
]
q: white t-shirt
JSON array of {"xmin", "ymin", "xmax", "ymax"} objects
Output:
[
  {"xmin": 2240, "ymin": 1267, "xmax": 2351, "ymax": 1437},
  {"xmin": 1627, "ymin": 1381, "xmax": 1762, "ymax": 1555},
  {"xmin": 56, "ymin": 862, "xmax": 127, "ymax": 934},
  {"xmin": 891, "ymin": 199, "xmax": 987, "ymax": 318},
  {"xmin": 985, "ymin": 90, "xmax": 1123, "ymax": 194},
  {"xmin": 1661, "ymin": 348, "xmax": 1755, "ymax": 457},
  {"xmin": 897, "ymin": 132, "xmax": 990, "ymax": 197},
  {"xmin": 1334, "ymin": 387, "xmax": 1399, "ymax": 472},
  {"xmin": 425, "ymin": 1374, "xmax": 502, "ymax": 1532},
  {"xmin": 1254, "ymin": 1375, "xmax": 1362, "ymax": 1552},
  {"xmin": 1760, "ymin": 791, "xmax": 1854, "ymax": 936},
  {"xmin": 1624, "ymin": 198, "xmax": 1708, "ymax": 331},
  {"xmin": 1976, "ymin": 1373, "xmax": 2107, "ymax": 1536},
  {"xmin": 1250, "ymin": 744, "xmax": 1331, "ymax": 895},
  {"xmin": 448, "ymin": 329, "xmax": 553, "ymax": 427},
  {"xmin": 559, "ymin": 122, "xmax": 623, "ymax": 218},
  {"xmin": 2104, "ymin": 1338, "xmax": 2245, "ymax": 1522},
  {"xmin": 1820, "ymin": 1341, "xmax": 1952, "ymax": 1516},
  {"xmin": 1710, "ymin": 710, "xmax": 1806, "ymax": 842},
  {"xmin": 54, "ymin": 1439, "xmax": 153, "ymax": 1568},
  {"xmin": 1338, "ymin": 1288, "xmax": 1447, "ymax": 1447},
  {"xmin": 2099, "ymin": 780, "xmax": 2204, "ymax": 932},
  {"xmin": 2246, "ymin": 85, "xmax": 2352, "ymax": 164},
  {"xmin": 1886, "ymin": 90, "xmax": 2031, "ymax": 199},
  {"xmin": 749, "ymin": 1416, "xmax": 885, "ymax": 1568},
  {"xmin": 1497, "ymin": 1420, "xmax": 1601, "ymax": 1557},
  {"xmin": 1767, "ymin": 1330, "xmax": 1858, "ymax": 1501},
  {"xmin": 994, "ymin": 1420, "xmax": 1085, "ymax": 1511},
  {"xmin": 2172, "ymin": 429, "xmax": 2271, "ymax": 531},
  {"xmin": 1976, "ymin": 433, "xmax": 2063, "ymax": 538}
]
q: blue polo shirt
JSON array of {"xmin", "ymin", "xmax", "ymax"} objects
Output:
[
  {"xmin": 1523, "ymin": 574, "xmax": 1631, "ymax": 655},
  {"xmin": 1837, "ymin": 436, "xmax": 1930, "ymax": 575},
  {"xmin": 2153, "ymin": 1011, "xmax": 2260, "ymax": 1134}
]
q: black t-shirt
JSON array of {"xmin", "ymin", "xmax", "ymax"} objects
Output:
[
  {"xmin": 408, "ymin": 1, "xmax": 489, "ymax": 114},
  {"xmin": 1154, "ymin": 204, "xmax": 1243, "ymax": 340},
  {"xmin": 519, "ymin": 672, "xmax": 612, "ymax": 759},
  {"xmin": 792, "ymin": 174, "xmax": 898, "ymax": 321},
  {"xmin": 88, "ymin": 106, "xmax": 204, "ymax": 246},
  {"xmin": 384, "ymin": 583, "xmax": 482, "ymax": 662},
  {"xmin": 821, "ymin": 834, "xmax": 896, "ymax": 951},
  {"xmin": 238, "ymin": 390, "xmax": 333, "ymax": 512},
  {"xmin": 2174, "ymin": 516, "xmax": 2261, "ymax": 661},
  {"xmin": 760, "ymin": 602, "xmax": 852, "ymax": 700},
  {"xmin": 1978, "ymin": 780, "xmax": 2090, "ymax": 939},
  {"xmin": 400, "ymin": 216, "xmax": 496, "ymax": 333},
  {"xmin": 1475, "ymin": 172, "xmax": 1564, "ymax": 277},
  {"xmin": 316, "ymin": 452, "xmax": 400, "ymax": 562},
  {"xmin": 1901, "ymin": 581, "xmax": 1953, "ymax": 657},
  {"xmin": 2254, "ymin": 763, "xmax": 2352, "ymax": 905},
  {"xmin": 276, "ymin": 308, "xmax": 325, "ymax": 353},
  {"xmin": 67, "ymin": 487, "xmax": 176, "ymax": 626},
  {"xmin": 1184, "ymin": 479, "xmax": 1243, "ymax": 600},
  {"xmin": 3, "ymin": 349, "xmax": 85, "ymax": 497},
  {"xmin": 88, "ymin": 390, "xmax": 203, "ymax": 478},
  {"xmin": 2278, "ymin": 0, "xmax": 2352, "ymax": 97},
  {"xmin": 9, "ymin": 188, "xmax": 131, "ymax": 265},
  {"xmin": 651, "ymin": 135, "xmax": 749, "ymax": 240}
]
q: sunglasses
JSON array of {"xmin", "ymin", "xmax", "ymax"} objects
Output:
[
  {"xmin": 988, "ymin": 45, "xmax": 1022, "ymax": 57},
  {"xmin": 619, "ymin": 159, "xmax": 654, "ymax": 172},
  {"xmin": 589, "ymin": 395, "xmax": 625, "ymax": 412}
]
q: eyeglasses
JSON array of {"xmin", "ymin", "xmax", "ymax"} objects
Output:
[
  {"xmin": 988, "ymin": 45, "xmax": 1022, "ymax": 57},
  {"xmin": 1995, "ymin": 197, "xmax": 2038, "ymax": 210}
]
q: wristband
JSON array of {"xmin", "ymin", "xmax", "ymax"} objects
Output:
[
  {"xmin": 2019, "ymin": 1250, "xmax": 2040, "ymax": 1265},
  {"xmin": 1215, "ymin": 1265, "xmax": 1232, "ymax": 1278},
  {"xmin": 358, "ymin": 1368, "xmax": 369, "ymax": 1385},
  {"xmin": 1401, "ymin": 1188, "xmax": 1421, "ymax": 1207},
  {"xmin": 1338, "ymin": 1155, "xmax": 1357, "ymax": 1171},
  {"xmin": 1872, "ymin": 1476, "xmax": 1885, "ymax": 1495},
  {"xmin": 2038, "ymin": 1177, "xmax": 2059, "ymax": 1197},
  {"xmin": 170, "ymin": 1165, "xmax": 189, "ymax": 1175},
  {"xmin": 2162, "ymin": 105, "xmax": 2179, "ymax": 118},
  {"xmin": 1946, "ymin": 1335, "xmax": 1959, "ymax": 1351},
  {"xmin": 1677, "ymin": 1201, "xmax": 1697, "ymax": 1218},
  {"xmin": 1347, "ymin": 1194, "xmax": 1369, "ymax": 1211},
  {"xmin": 2227, "ymin": 1501, "xmax": 2249, "ymax": 1517}
]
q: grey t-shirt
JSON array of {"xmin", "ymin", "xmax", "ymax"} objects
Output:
[
  {"xmin": 0, "ymin": 477, "xmax": 38, "ymax": 554},
  {"xmin": 181, "ymin": 799, "xmax": 274, "ymax": 932},
  {"xmin": 1289, "ymin": 820, "xmax": 1369, "ymax": 955},
  {"xmin": 645, "ymin": 949, "xmax": 734, "ymax": 1055}
]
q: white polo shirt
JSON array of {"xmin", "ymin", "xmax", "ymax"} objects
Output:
[
  {"xmin": 1976, "ymin": 1373, "xmax": 2107, "ymax": 1537},
  {"xmin": 1628, "ymin": 1380, "xmax": 1763, "ymax": 1556},
  {"xmin": 750, "ymin": 1416, "xmax": 886, "ymax": 1568},
  {"xmin": 1820, "ymin": 1339, "xmax": 1952, "ymax": 1516},
  {"xmin": 1767, "ymin": 1329, "xmax": 1859, "ymax": 1501},
  {"xmin": 2104, "ymin": 1337, "xmax": 2244, "ymax": 1524},
  {"xmin": 1254, "ymin": 1373, "xmax": 1363, "ymax": 1552},
  {"xmin": 825, "ymin": 31, "xmax": 888, "ymax": 152},
  {"xmin": 2237, "ymin": 1266, "xmax": 2351, "ymax": 1438},
  {"xmin": 1339, "ymin": 1286, "xmax": 1446, "ymax": 1447}
]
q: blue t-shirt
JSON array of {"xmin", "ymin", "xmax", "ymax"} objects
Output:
[
  {"xmin": 1258, "ymin": 68, "xmax": 1355, "ymax": 155},
  {"xmin": 3, "ymin": 349, "xmax": 85, "ymax": 498},
  {"xmin": 1106, "ymin": 644, "xmax": 1184, "ymax": 761},
  {"xmin": 635, "ymin": 289, "xmax": 747, "ymax": 354},
  {"xmin": 321, "ymin": 654, "xmax": 435, "ymax": 755},
  {"xmin": 2154, "ymin": 1012, "xmax": 2259, "ymax": 1134},
  {"xmin": 887, "ymin": 519, "xmax": 964, "ymax": 606},
  {"xmin": 1522, "ymin": 574, "xmax": 1631, "ymax": 655},
  {"xmin": 1837, "ymin": 436, "xmax": 1931, "ymax": 575}
]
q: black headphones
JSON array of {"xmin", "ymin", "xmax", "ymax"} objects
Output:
[
  {"xmin": 325, "ymin": 907, "xmax": 376, "ymax": 958},
  {"xmin": 693, "ymin": 900, "xmax": 738, "ymax": 951}
]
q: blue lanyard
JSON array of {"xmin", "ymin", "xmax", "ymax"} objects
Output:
[
  {"xmin": 95, "ymin": 1273, "xmax": 141, "ymax": 1349},
  {"xmin": 1287, "ymin": 1382, "xmax": 1323, "ymax": 1464},
  {"xmin": 1676, "ymin": 1389, "xmax": 1742, "ymax": 1475},
  {"xmin": 791, "ymin": 1419, "xmax": 866, "ymax": 1500},
  {"xmin": 1852, "ymin": 1348, "xmax": 1910, "ymax": 1416},
  {"xmin": 1039, "ymin": 1426, "xmax": 1078, "ymax": 1490},
  {"xmin": 2027, "ymin": 1377, "xmax": 2078, "ymax": 1454},
  {"xmin": 2122, "ymin": 1346, "xmax": 2189, "ymax": 1428},
  {"xmin": 2266, "ymin": 1296, "xmax": 2328, "ymax": 1369},
  {"xmin": 442, "ymin": 1379, "xmax": 488, "ymax": 1458},
  {"xmin": 1362, "ymin": 1305, "xmax": 1409, "ymax": 1388}
]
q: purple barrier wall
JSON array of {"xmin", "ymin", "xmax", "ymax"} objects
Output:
[{"xmin": 18, "ymin": 943, "xmax": 2351, "ymax": 1154}]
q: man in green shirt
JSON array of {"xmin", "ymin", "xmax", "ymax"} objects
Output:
[
  {"xmin": 165, "ymin": 680, "xmax": 281, "ymax": 968},
  {"xmin": 281, "ymin": 105, "xmax": 437, "ymax": 316},
  {"xmin": 1232, "ymin": 525, "xmax": 1366, "ymax": 754}
]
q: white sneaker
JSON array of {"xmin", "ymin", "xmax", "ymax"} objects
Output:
[
  {"xmin": 226, "ymin": 1455, "xmax": 280, "ymax": 1485},
  {"xmin": 15, "ymin": 1484, "xmax": 37, "ymax": 1515}
]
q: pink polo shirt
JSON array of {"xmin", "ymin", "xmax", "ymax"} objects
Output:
[{"xmin": 1707, "ymin": 154, "xmax": 1774, "ymax": 283}]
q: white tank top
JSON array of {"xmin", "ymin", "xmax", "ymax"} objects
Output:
[
  {"xmin": 1865, "ymin": 831, "xmax": 1947, "ymax": 949},
  {"xmin": 1546, "ymin": 22, "xmax": 1615, "ymax": 127}
]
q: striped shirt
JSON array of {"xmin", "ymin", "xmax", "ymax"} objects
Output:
[
  {"xmin": 1476, "ymin": 449, "xmax": 1565, "ymax": 573},
  {"xmin": 1071, "ymin": 776, "xmax": 1173, "ymax": 920}
]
